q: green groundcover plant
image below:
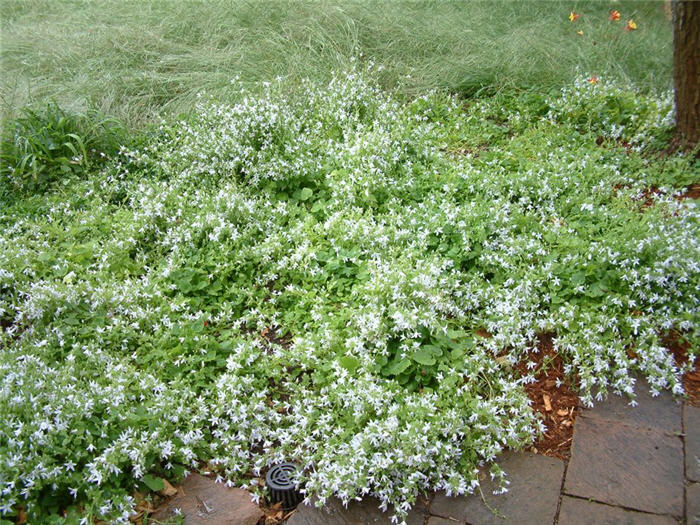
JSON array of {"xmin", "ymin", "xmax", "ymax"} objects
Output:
[
  {"xmin": 0, "ymin": 102, "xmax": 124, "ymax": 197},
  {"xmin": 0, "ymin": 70, "xmax": 697, "ymax": 524}
]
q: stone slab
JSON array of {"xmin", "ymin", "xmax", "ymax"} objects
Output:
[
  {"xmin": 564, "ymin": 416, "xmax": 683, "ymax": 517},
  {"xmin": 151, "ymin": 473, "xmax": 263, "ymax": 525},
  {"xmin": 688, "ymin": 483, "xmax": 700, "ymax": 525},
  {"xmin": 583, "ymin": 381, "xmax": 681, "ymax": 435},
  {"xmin": 685, "ymin": 405, "xmax": 700, "ymax": 482},
  {"xmin": 285, "ymin": 496, "xmax": 427, "ymax": 525},
  {"xmin": 429, "ymin": 451, "xmax": 564, "ymax": 525},
  {"xmin": 557, "ymin": 496, "xmax": 679, "ymax": 525}
]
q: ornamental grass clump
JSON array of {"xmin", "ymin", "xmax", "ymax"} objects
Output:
[{"xmin": 0, "ymin": 70, "xmax": 697, "ymax": 523}]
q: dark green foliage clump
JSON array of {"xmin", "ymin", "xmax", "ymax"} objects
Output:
[{"xmin": 1, "ymin": 102, "xmax": 125, "ymax": 197}]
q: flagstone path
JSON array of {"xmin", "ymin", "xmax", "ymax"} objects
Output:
[{"xmin": 287, "ymin": 383, "xmax": 699, "ymax": 525}]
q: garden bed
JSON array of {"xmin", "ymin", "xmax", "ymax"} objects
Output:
[{"xmin": 0, "ymin": 72, "xmax": 697, "ymax": 524}]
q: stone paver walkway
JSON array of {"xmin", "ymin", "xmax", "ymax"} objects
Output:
[
  {"xmin": 151, "ymin": 473, "xmax": 263, "ymax": 525},
  {"xmin": 287, "ymin": 383, "xmax": 699, "ymax": 525}
]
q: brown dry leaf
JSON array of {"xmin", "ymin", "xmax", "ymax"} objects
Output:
[
  {"xmin": 475, "ymin": 327, "xmax": 491, "ymax": 338},
  {"xmin": 16, "ymin": 506, "xmax": 27, "ymax": 525},
  {"xmin": 265, "ymin": 517, "xmax": 278, "ymax": 525},
  {"xmin": 158, "ymin": 479, "xmax": 178, "ymax": 497},
  {"xmin": 275, "ymin": 510, "xmax": 284, "ymax": 519},
  {"xmin": 543, "ymin": 394, "xmax": 552, "ymax": 411},
  {"xmin": 561, "ymin": 420, "xmax": 572, "ymax": 427},
  {"xmin": 135, "ymin": 501, "xmax": 152, "ymax": 514},
  {"xmin": 556, "ymin": 408, "xmax": 569, "ymax": 416},
  {"xmin": 270, "ymin": 501, "xmax": 283, "ymax": 511}
]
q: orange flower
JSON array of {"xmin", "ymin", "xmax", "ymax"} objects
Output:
[
  {"xmin": 609, "ymin": 10, "xmax": 621, "ymax": 21},
  {"xmin": 625, "ymin": 19, "xmax": 638, "ymax": 31},
  {"xmin": 569, "ymin": 11, "xmax": 580, "ymax": 22},
  {"xmin": 587, "ymin": 75, "xmax": 599, "ymax": 85}
]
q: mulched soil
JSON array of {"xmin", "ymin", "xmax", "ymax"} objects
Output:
[
  {"xmin": 514, "ymin": 333, "xmax": 581, "ymax": 460},
  {"xmin": 261, "ymin": 326, "xmax": 293, "ymax": 348},
  {"xmin": 643, "ymin": 182, "xmax": 700, "ymax": 208},
  {"xmin": 682, "ymin": 183, "xmax": 700, "ymax": 200},
  {"xmin": 664, "ymin": 330, "xmax": 700, "ymax": 406},
  {"xmin": 611, "ymin": 182, "xmax": 699, "ymax": 210}
]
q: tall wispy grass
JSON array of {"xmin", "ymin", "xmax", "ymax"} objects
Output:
[{"xmin": 1, "ymin": 0, "xmax": 673, "ymax": 127}]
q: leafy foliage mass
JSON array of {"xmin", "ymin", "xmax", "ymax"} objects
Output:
[
  {"xmin": 0, "ymin": 102, "xmax": 124, "ymax": 196},
  {"xmin": 0, "ymin": 72, "xmax": 697, "ymax": 523}
]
